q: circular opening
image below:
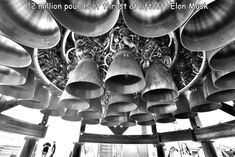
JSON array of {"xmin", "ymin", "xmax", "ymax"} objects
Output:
[
  {"xmin": 143, "ymin": 89, "xmax": 178, "ymax": 102},
  {"xmin": 138, "ymin": 120, "xmax": 155, "ymax": 126},
  {"xmin": 157, "ymin": 118, "xmax": 175, "ymax": 123},
  {"xmin": 191, "ymin": 103, "xmax": 222, "ymax": 112},
  {"xmin": 107, "ymin": 75, "xmax": 141, "ymax": 85},
  {"xmin": 66, "ymin": 82, "xmax": 103, "ymax": 99},
  {"xmin": 174, "ymin": 112, "xmax": 197, "ymax": 119},
  {"xmin": 206, "ymin": 89, "xmax": 235, "ymax": 102},
  {"xmin": 130, "ymin": 113, "xmax": 153, "ymax": 122},
  {"xmin": 215, "ymin": 71, "xmax": 235, "ymax": 89},
  {"xmin": 69, "ymin": 82, "xmax": 100, "ymax": 91}
]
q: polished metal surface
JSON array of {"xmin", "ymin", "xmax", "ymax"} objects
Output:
[
  {"xmin": 212, "ymin": 69, "xmax": 235, "ymax": 90},
  {"xmin": 105, "ymin": 50, "xmax": 146, "ymax": 94},
  {"xmin": 47, "ymin": 0, "xmax": 120, "ymax": 36},
  {"xmin": 59, "ymin": 90, "xmax": 90, "ymax": 111},
  {"xmin": 0, "ymin": 69, "xmax": 36, "ymax": 99},
  {"xmin": 189, "ymin": 84, "xmax": 221, "ymax": 112},
  {"xmin": 130, "ymin": 98, "xmax": 153, "ymax": 122},
  {"xmin": 180, "ymin": 0, "xmax": 235, "ymax": 51},
  {"xmin": 122, "ymin": 0, "xmax": 196, "ymax": 37},
  {"xmin": 104, "ymin": 108, "xmax": 127, "ymax": 123},
  {"xmin": 204, "ymin": 72, "xmax": 235, "ymax": 102},
  {"xmin": 108, "ymin": 93, "xmax": 136, "ymax": 112},
  {"xmin": 0, "ymin": 35, "xmax": 31, "ymax": 68},
  {"xmin": 78, "ymin": 98, "xmax": 102, "ymax": 120},
  {"xmin": 66, "ymin": 58, "xmax": 104, "ymax": 99},
  {"xmin": 18, "ymin": 81, "xmax": 50, "ymax": 109},
  {"xmin": 173, "ymin": 93, "xmax": 197, "ymax": 119},
  {"xmin": 0, "ymin": 0, "xmax": 61, "ymax": 49},
  {"xmin": 142, "ymin": 63, "xmax": 178, "ymax": 102},
  {"xmin": 61, "ymin": 109, "xmax": 82, "ymax": 122},
  {"xmin": 40, "ymin": 93, "xmax": 65, "ymax": 117},
  {"xmin": 207, "ymin": 41, "xmax": 235, "ymax": 71},
  {"xmin": 0, "ymin": 65, "xmax": 29, "ymax": 85}
]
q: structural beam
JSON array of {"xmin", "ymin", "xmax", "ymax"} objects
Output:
[
  {"xmin": 201, "ymin": 141, "xmax": 218, "ymax": 157},
  {"xmin": 0, "ymin": 114, "xmax": 47, "ymax": 138},
  {"xmin": 79, "ymin": 120, "xmax": 235, "ymax": 144},
  {"xmin": 195, "ymin": 120, "xmax": 235, "ymax": 141},
  {"xmin": 79, "ymin": 133, "xmax": 160, "ymax": 144},
  {"xmin": 71, "ymin": 143, "xmax": 83, "ymax": 157},
  {"xmin": 19, "ymin": 137, "xmax": 38, "ymax": 157},
  {"xmin": 160, "ymin": 129, "xmax": 195, "ymax": 142},
  {"xmin": 220, "ymin": 103, "xmax": 235, "ymax": 117},
  {"xmin": 190, "ymin": 116, "xmax": 218, "ymax": 157}
]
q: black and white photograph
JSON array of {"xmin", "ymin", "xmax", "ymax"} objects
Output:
[{"xmin": 0, "ymin": 0, "xmax": 235, "ymax": 156}]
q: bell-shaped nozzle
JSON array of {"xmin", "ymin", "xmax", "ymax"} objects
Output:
[
  {"xmin": 180, "ymin": 0, "xmax": 235, "ymax": 51},
  {"xmin": 0, "ymin": 35, "xmax": 31, "ymax": 68},
  {"xmin": 0, "ymin": 0, "xmax": 61, "ymax": 49},
  {"xmin": 211, "ymin": 68, "xmax": 235, "ymax": 90},
  {"xmin": 66, "ymin": 58, "xmax": 104, "ymax": 99},
  {"xmin": 18, "ymin": 81, "xmax": 50, "ymax": 109},
  {"xmin": 59, "ymin": 90, "xmax": 90, "ymax": 111},
  {"xmin": 207, "ymin": 41, "xmax": 235, "ymax": 71},
  {"xmin": 0, "ymin": 65, "xmax": 29, "ymax": 86},
  {"xmin": 204, "ymin": 72, "xmax": 235, "ymax": 102},
  {"xmin": 122, "ymin": 0, "xmax": 196, "ymax": 37},
  {"xmin": 142, "ymin": 63, "xmax": 178, "ymax": 102},
  {"xmin": 189, "ymin": 83, "xmax": 221, "ymax": 112},
  {"xmin": 46, "ymin": 0, "xmax": 120, "ymax": 36},
  {"xmin": 105, "ymin": 50, "xmax": 146, "ymax": 94},
  {"xmin": 0, "ymin": 69, "xmax": 36, "ymax": 99}
]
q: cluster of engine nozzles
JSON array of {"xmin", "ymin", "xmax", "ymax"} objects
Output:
[
  {"xmin": 0, "ymin": 0, "xmax": 235, "ymax": 52},
  {"xmin": 1, "ymin": 0, "xmax": 235, "ymax": 126},
  {"xmin": 62, "ymin": 50, "xmax": 180, "ymax": 126}
]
